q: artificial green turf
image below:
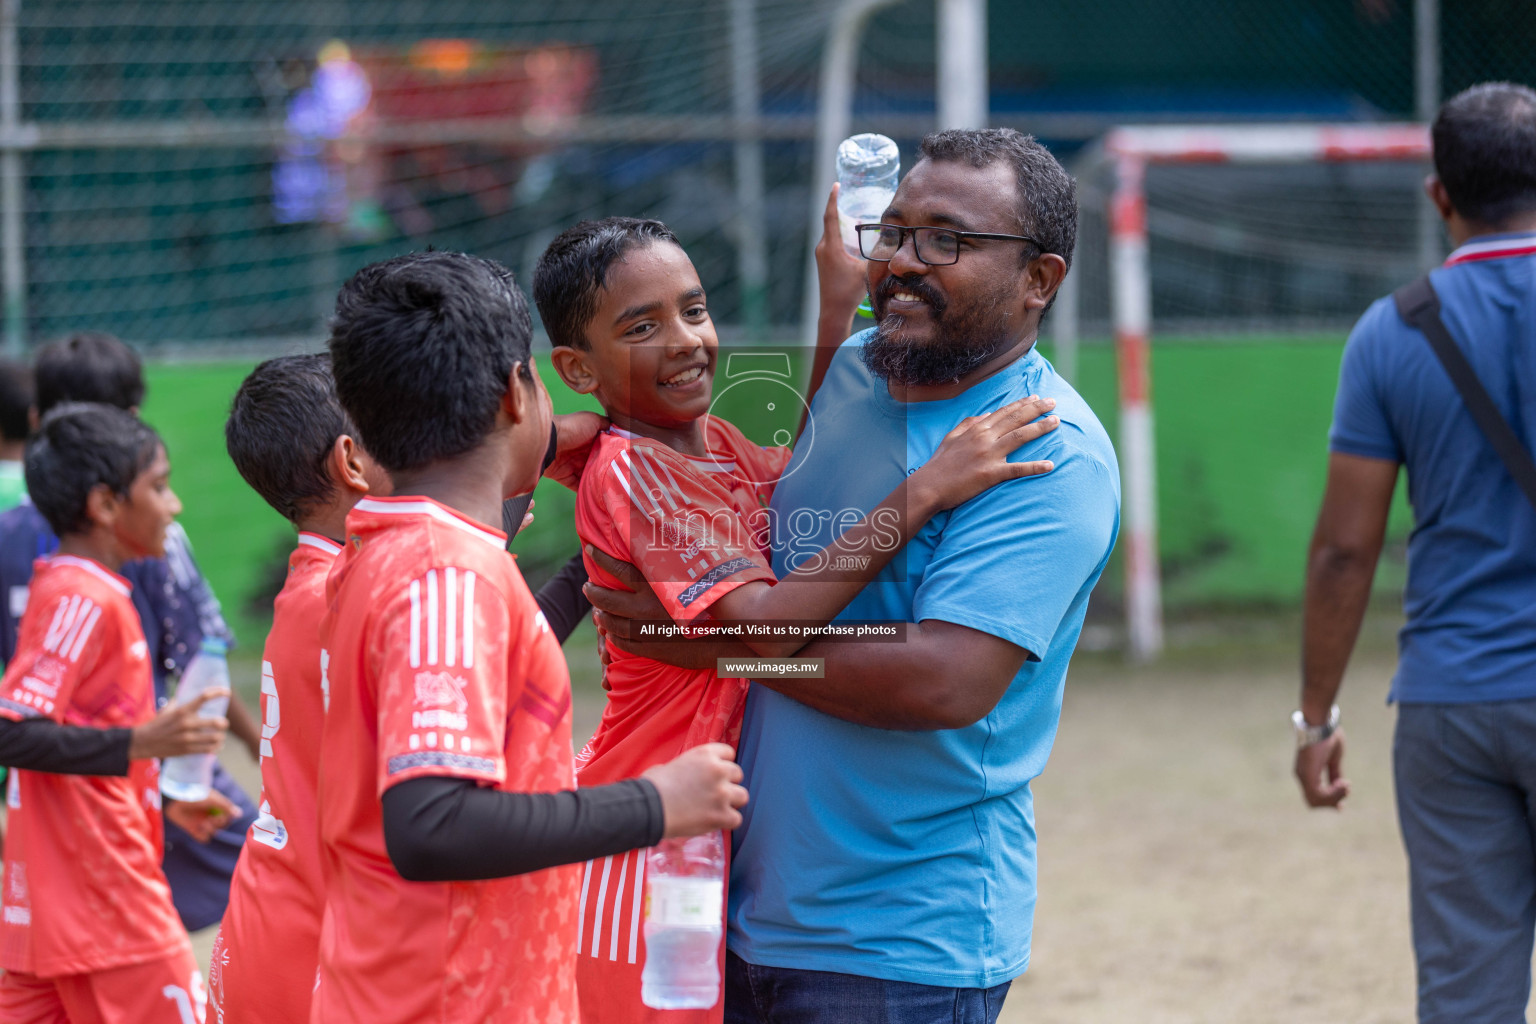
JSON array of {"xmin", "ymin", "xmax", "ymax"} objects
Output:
[{"xmin": 141, "ymin": 339, "xmax": 1411, "ymax": 652}]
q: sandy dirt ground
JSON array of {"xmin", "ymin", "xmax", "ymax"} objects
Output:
[{"xmin": 194, "ymin": 632, "xmax": 1535, "ymax": 1023}]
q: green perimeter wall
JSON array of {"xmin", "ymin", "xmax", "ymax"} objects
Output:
[{"xmin": 142, "ymin": 338, "xmax": 1411, "ymax": 646}]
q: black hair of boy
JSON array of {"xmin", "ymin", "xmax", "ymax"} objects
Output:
[
  {"xmin": 226, "ymin": 353, "xmax": 358, "ymax": 524},
  {"xmin": 531, "ymin": 217, "xmax": 681, "ymax": 350},
  {"xmin": 0, "ymin": 359, "xmax": 33, "ymax": 443},
  {"xmin": 328, "ymin": 251, "xmax": 534, "ymax": 474},
  {"xmin": 26, "ymin": 403, "xmax": 162, "ymax": 537},
  {"xmin": 34, "ymin": 332, "xmax": 145, "ymax": 416}
]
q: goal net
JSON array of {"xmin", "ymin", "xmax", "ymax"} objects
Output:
[{"xmin": 1055, "ymin": 124, "xmax": 1433, "ymax": 659}]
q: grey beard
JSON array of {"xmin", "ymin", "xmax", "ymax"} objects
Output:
[{"xmin": 859, "ymin": 315, "xmax": 1012, "ymax": 387}]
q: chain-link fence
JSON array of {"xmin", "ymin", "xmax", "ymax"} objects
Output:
[{"xmin": 9, "ymin": 0, "xmax": 1534, "ymax": 350}]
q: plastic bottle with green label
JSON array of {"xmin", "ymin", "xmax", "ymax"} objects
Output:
[{"xmin": 641, "ymin": 830, "xmax": 725, "ymax": 1009}]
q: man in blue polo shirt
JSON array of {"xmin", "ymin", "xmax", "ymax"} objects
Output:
[
  {"xmin": 1296, "ymin": 82, "xmax": 1536, "ymax": 1023},
  {"xmin": 589, "ymin": 128, "xmax": 1119, "ymax": 1022}
]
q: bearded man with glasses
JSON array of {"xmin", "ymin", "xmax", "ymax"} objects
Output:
[{"xmin": 586, "ymin": 128, "xmax": 1121, "ymax": 1024}]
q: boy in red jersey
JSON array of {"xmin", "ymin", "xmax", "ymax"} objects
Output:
[
  {"xmin": 317, "ymin": 251, "xmax": 750, "ymax": 1024},
  {"xmin": 531, "ymin": 217, "xmax": 1058, "ymax": 1022},
  {"xmin": 0, "ymin": 403, "xmax": 231, "ymax": 1024},
  {"xmin": 209, "ymin": 354, "xmax": 388, "ymax": 1024}
]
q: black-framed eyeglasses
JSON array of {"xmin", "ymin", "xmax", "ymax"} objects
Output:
[{"xmin": 855, "ymin": 223, "xmax": 1043, "ymax": 266}]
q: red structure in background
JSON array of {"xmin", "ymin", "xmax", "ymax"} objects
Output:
[
  {"xmin": 279, "ymin": 40, "xmax": 597, "ymax": 237},
  {"xmin": 358, "ymin": 41, "xmax": 596, "ymax": 232}
]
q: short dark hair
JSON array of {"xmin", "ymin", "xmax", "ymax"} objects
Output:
[
  {"xmin": 919, "ymin": 128, "xmax": 1077, "ymax": 274},
  {"xmin": 34, "ymin": 332, "xmax": 145, "ymax": 416},
  {"xmin": 226, "ymin": 354, "xmax": 358, "ymax": 524},
  {"xmin": 26, "ymin": 402, "xmax": 162, "ymax": 537},
  {"xmin": 0, "ymin": 359, "xmax": 33, "ymax": 443},
  {"xmin": 1433, "ymin": 82, "xmax": 1536, "ymax": 227},
  {"xmin": 328, "ymin": 251, "xmax": 533, "ymax": 474},
  {"xmin": 532, "ymin": 217, "xmax": 682, "ymax": 350}
]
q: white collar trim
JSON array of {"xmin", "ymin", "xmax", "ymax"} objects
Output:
[
  {"xmin": 353, "ymin": 498, "xmax": 506, "ymax": 550},
  {"xmin": 49, "ymin": 555, "xmax": 131, "ymax": 597},
  {"xmin": 608, "ymin": 425, "xmax": 739, "ymax": 473},
  {"xmin": 296, "ymin": 532, "xmax": 344, "ymax": 555}
]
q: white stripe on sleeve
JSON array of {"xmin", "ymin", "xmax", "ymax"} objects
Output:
[
  {"xmin": 462, "ymin": 571, "xmax": 476, "ymax": 669},
  {"xmin": 409, "ymin": 579, "xmax": 421, "ymax": 668}
]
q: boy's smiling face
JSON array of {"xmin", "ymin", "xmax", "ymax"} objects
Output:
[{"xmin": 552, "ymin": 241, "xmax": 717, "ymax": 437}]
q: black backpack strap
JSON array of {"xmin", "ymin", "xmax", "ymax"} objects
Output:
[{"xmin": 1393, "ymin": 274, "xmax": 1536, "ymax": 511}]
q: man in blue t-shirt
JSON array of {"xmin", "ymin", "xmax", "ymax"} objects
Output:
[
  {"xmin": 1298, "ymin": 83, "xmax": 1536, "ymax": 1023},
  {"xmin": 588, "ymin": 128, "xmax": 1119, "ymax": 1022}
]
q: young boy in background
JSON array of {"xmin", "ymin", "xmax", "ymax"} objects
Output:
[
  {"xmin": 0, "ymin": 403, "xmax": 229, "ymax": 1023},
  {"xmin": 316, "ymin": 250, "xmax": 747, "ymax": 1024},
  {"xmin": 0, "ymin": 359, "xmax": 33, "ymax": 513},
  {"xmin": 532, "ymin": 217, "xmax": 1056, "ymax": 1022},
  {"xmin": 0, "ymin": 331, "xmax": 261, "ymax": 930}
]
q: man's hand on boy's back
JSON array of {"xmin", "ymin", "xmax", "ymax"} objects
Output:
[
  {"xmin": 544, "ymin": 411, "xmax": 608, "ymax": 491},
  {"xmin": 642, "ymin": 742, "xmax": 749, "ymax": 838}
]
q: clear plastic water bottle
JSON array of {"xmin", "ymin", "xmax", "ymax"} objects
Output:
[
  {"xmin": 640, "ymin": 831, "xmax": 725, "ymax": 1010},
  {"xmin": 159, "ymin": 637, "xmax": 231, "ymax": 802},
  {"xmin": 836, "ymin": 133, "xmax": 900, "ymax": 257}
]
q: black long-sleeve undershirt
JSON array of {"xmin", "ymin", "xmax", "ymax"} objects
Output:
[
  {"xmin": 0, "ymin": 716, "xmax": 131, "ymax": 776},
  {"xmin": 381, "ymin": 775, "xmax": 663, "ymax": 882},
  {"xmin": 533, "ymin": 553, "xmax": 592, "ymax": 643}
]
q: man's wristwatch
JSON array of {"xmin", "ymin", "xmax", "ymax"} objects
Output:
[{"xmin": 1291, "ymin": 705, "xmax": 1340, "ymax": 749}]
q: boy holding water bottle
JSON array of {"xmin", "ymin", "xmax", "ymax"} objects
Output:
[
  {"xmin": 0, "ymin": 403, "xmax": 228, "ymax": 1023},
  {"xmin": 530, "ymin": 217, "xmax": 1058, "ymax": 1021}
]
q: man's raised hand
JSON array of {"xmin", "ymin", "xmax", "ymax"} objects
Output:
[{"xmin": 641, "ymin": 742, "xmax": 749, "ymax": 838}]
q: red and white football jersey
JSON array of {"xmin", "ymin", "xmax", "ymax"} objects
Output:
[
  {"xmin": 314, "ymin": 497, "xmax": 579, "ymax": 1024},
  {"xmin": 212, "ymin": 532, "xmax": 341, "ymax": 1024},
  {"xmin": 573, "ymin": 420, "xmax": 789, "ymax": 1024},
  {"xmin": 0, "ymin": 554, "xmax": 187, "ymax": 978}
]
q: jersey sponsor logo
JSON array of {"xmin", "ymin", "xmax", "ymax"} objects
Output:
[
  {"xmin": 411, "ymin": 708, "xmax": 468, "ymax": 730},
  {"xmin": 385, "ymin": 750, "xmax": 497, "ymax": 776},
  {"xmin": 129, "ymin": 639, "xmax": 148, "ymax": 661},
  {"xmin": 677, "ymin": 556, "xmax": 757, "ymax": 607},
  {"xmin": 20, "ymin": 673, "xmax": 58, "ymax": 700},
  {"xmin": 413, "ymin": 670, "xmax": 469, "ymax": 714},
  {"xmin": 406, "ymin": 730, "xmax": 471, "ymax": 753},
  {"xmin": 42, "ymin": 593, "xmax": 103, "ymax": 663}
]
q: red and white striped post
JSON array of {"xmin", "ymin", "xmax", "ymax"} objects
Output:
[
  {"xmin": 1109, "ymin": 153, "xmax": 1162, "ymax": 660},
  {"xmin": 1098, "ymin": 123, "xmax": 1430, "ymax": 661}
]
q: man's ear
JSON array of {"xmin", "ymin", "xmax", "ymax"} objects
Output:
[
  {"xmin": 83, "ymin": 483, "xmax": 119, "ymax": 532},
  {"xmin": 1023, "ymin": 253, "xmax": 1069, "ymax": 313},
  {"xmin": 1425, "ymin": 175, "xmax": 1456, "ymax": 222},
  {"xmin": 549, "ymin": 345, "xmax": 600, "ymax": 395},
  {"xmin": 330, "ymin": 435, "xmax": 372, "ymax": 495}
]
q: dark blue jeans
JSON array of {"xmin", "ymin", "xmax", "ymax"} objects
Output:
[
  {"xmin": 724, "ymin": 950, "xmax": 1011, "ymax": 1024},
  {"xmin": 1395, "ymin": 699, "xmax": 1536, "ymax": 1023}
]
